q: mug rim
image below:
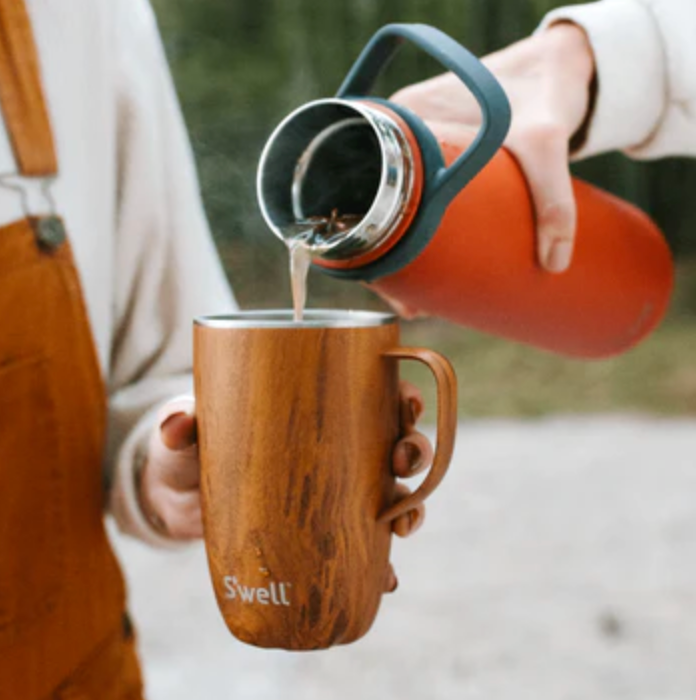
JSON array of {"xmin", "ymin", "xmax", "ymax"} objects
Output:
[{"xmin": 195, "ymin": 309, "xmax": 398, "ymax": 329}]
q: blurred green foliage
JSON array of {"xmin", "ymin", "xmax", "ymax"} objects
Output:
[{"xmin": 152, "ymin": 0, "xmax": 696, "ymax": 311}]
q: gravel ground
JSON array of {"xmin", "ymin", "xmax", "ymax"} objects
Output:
[{"xmin": 111, "ymin": 417, "xmax": 696, "ymax": 700}]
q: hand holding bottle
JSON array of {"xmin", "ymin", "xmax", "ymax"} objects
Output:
[{"xmin": 391, "ymin": 23, "xmax": 596, "ymax": 273}]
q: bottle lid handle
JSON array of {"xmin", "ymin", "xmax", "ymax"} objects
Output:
[{"xmin": 336, "ymin": 23, "xmax": 511, "ymax": 214}]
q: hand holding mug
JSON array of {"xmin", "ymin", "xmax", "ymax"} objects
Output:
[{"xmin": 139, "ymin": 379, "xmax": 434, "ymax": 581}]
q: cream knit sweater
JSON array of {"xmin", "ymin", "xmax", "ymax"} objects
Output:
[
  {"xmin": 0, "ymin": 0, "xmax": 235, "ymax": 546},
  {"xmin": 539, "ymin": 0, "xmax": 696, "ymax": 159}
]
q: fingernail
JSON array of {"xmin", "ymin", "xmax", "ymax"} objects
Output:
[
  {"xmin": 538, "ymin": 235, "xmax": 553, "ymax": 268},
  {"xmin": 408, "ymin": 508, "xmax": 423, "ymax": 535},
  {"xmin": 408, "ymin": 398, "xmax": 419, "ymax": 425},
  {"xmin": 402, "ymin": 442, "xmax": 422, "ymax": 472},
  {"xmin": 545, "ymin": 240, "xmax": 573, "ymax": 273},
  {"xmin": 160, "ymin": 412, "xmax": 188, "ymax": 431}
]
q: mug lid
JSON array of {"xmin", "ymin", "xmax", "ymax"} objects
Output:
[{"xmin": 195, "ymin": 309, "xmax": 397, "ymax": 329}]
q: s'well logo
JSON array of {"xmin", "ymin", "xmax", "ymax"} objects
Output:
[{"xmin": 223, "ymin": 576, "xmax": 292, "ymax": 606}]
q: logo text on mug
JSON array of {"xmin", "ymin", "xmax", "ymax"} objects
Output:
[{"xmin": 223, "ymin": 575, "xmax": 292, "ymax": 606}]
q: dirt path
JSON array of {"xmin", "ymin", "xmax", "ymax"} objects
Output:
[{"xmin": 112, "ymin": 417, "xmax": 696, "ymax": 700}]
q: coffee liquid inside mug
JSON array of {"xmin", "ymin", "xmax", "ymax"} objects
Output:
[{"xmin": 260, "ymin": 23, "xmax": 674, "ymax": 358}]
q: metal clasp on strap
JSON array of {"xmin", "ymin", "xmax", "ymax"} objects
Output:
[{"xmin": 0, "ymin": 173, "xmax": 66, "ymax": 249}]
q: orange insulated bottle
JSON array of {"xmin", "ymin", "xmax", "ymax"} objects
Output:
[{"xmin": 257, "ymin": 24, "xmax": 674, "ymax": 358}]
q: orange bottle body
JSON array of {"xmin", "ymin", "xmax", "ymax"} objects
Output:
[{"xmin": 367, "ymin": 131, "xmax": 674, "ymax": 359}]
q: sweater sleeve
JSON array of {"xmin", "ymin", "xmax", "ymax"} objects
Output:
[
  {"xmin": 106, "ymin": 0, "xmax": 236, "ymax": 546},
  {"xmin": 538, "ymin": 0, "xmax": 696, "ymax": 160}
]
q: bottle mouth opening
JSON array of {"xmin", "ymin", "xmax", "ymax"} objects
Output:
[
  {"xmin": 291, "ymin": 117, "xmax": 381, "ymax": 240},
  {"xmin": 257, "ymin": 99, "xmax": 414, "ymax": 258}
]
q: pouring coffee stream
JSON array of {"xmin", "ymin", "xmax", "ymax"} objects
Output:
[{"xmin": 285, "ymin": 209, "xmax": 362, "ymax": 322}]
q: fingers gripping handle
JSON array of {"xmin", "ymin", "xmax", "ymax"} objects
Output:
[
  {"xmin": 336, "ymin": 23, "xmax": 511, "ymax": 214},
  {"xmin": 378, "ymin": 347, "xmax": 458, "ymax": 523}
]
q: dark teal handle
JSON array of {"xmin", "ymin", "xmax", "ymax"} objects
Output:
[{"xmin": 336, "ymin": 23, "xmax": 511, "ymax": 217}]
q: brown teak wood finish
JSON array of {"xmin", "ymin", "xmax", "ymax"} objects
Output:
[{"xmin": 195, "ymin": 320, "xmax": 457, "ymax": 650}]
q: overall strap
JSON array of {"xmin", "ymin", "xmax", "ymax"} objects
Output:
[{"xmin": 0, "ymin": 0, "xmax": 57, "ymax": 177}]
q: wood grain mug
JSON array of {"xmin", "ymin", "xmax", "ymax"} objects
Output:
[{"xmin": 194, "ymin": 310, "xmax": 457, "ymax": 650}]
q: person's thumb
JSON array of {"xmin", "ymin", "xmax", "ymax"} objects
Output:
[
  {"xmin": 158, "ymin": 396, "xmax": 197, "ymax": 453},
  {"xmin": 148, "ymin": 397, "xmax": 200, "ymax": 492},
  {"xmin": 509, "ymin": 126, "xmax": 577, "ymax": 273}
]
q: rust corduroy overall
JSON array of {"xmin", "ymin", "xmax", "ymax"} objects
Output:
[{"xmin": 0, "ymin": 1, "xmax": 145, "ymax": 697}]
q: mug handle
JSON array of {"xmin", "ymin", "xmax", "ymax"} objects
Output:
[{"xmin": 378, "ymin": 347, "xmax": 458, "ymax": 523}]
